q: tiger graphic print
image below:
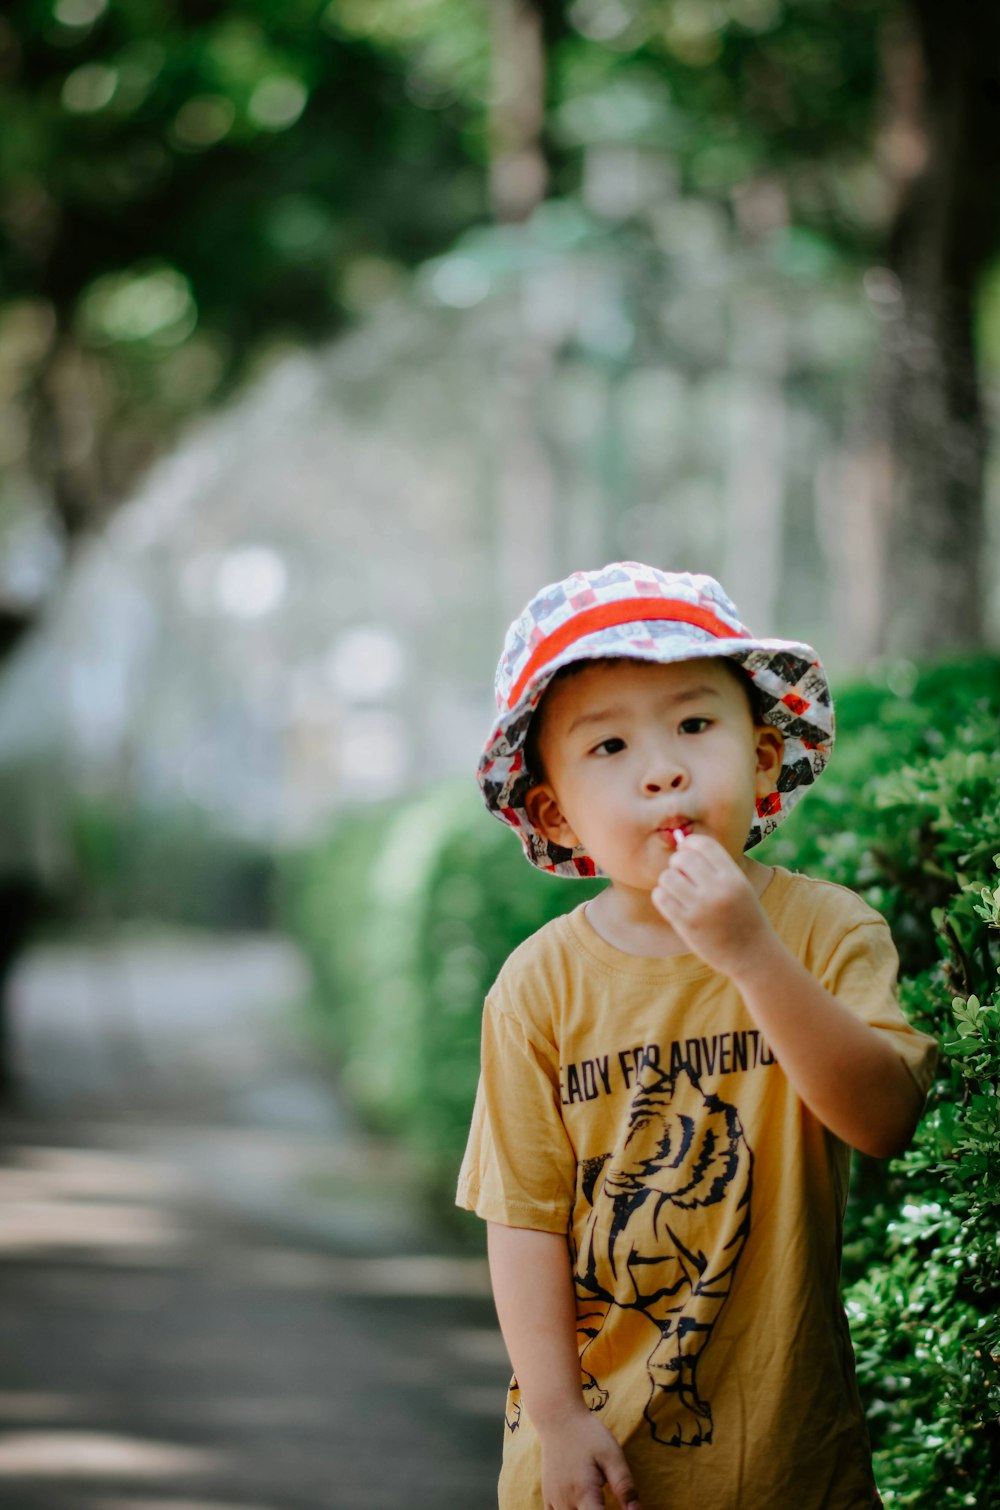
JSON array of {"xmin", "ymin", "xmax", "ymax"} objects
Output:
[{"xmin": 569, "ymin": 1061, "xmax": 753, "ymax": 1447}]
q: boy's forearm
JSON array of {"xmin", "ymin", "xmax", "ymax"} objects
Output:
[
  {"xmin": 731, "ymin": 940, "xmax": 923, "ymax": 1158},
  {"xmin": 486, "ymin": 1222, "xmax": 589, "ymax": 1428},
  {"xmin": 653, "ymin": 839, "xmax": 923, "ymax": 1157}
]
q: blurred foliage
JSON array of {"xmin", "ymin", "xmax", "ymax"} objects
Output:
[
  {"xmin": 0, "ymin": 0, "xmax": 959, "ymax": 532},
  {"xmin": 285, "ymin": 653, "xmax": 1000, "ymax": 1505},
  {"xmin": 0, "ymin": 0, "xmax": 996, "ymax": 672},
  {"xmin": 345, "ymin": 0, "xmax": 888, "ymax": 245},
  {"xmin": 69, "ymin": 798, "xmax": 278, "ymax": 930},
  {"xmin": 287, "ymin": 782, "xmax": 603, "ymax": 1151},
  {"xmin": 0, "ymin": 0, "xmax": 482, "ymax": 338},
  {"xmin": 0, "ymin": 0, "xmax": 485, "ymax": 539}
]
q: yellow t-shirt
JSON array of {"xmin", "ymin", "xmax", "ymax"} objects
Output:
[{"xmin": 456, "ymin": 867, "xmax": 938, "ymax": 1510}]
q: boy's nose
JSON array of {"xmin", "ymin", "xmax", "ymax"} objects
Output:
[
  {"xmin": 644, "ymin": 775, "xmax": 685, "ymax": 793},
  {"xmin": 643, "ymin": 759, "xmax": 686, "ymax": 794}
]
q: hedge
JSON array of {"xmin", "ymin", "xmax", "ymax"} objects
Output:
[
  {"xmin": 69, "ymin": 798, "xmax": 278, "ymax": 931},
  {"xmin": 286, "ymin": 783, "xmax": 603, "ymax": 1156},
  {"xmin": 284, "ymin": 655, "xmax": 1000, "ymax": 1506}
]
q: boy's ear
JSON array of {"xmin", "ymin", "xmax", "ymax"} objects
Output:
[
  {"xmin": 754, "ymin": 725, "xmax": 784, "ymax": 798},
  {"xmin": 525, "ymin": 783, "xmax": 579, "ymax": 851}
]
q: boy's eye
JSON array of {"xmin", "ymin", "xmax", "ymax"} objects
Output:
[
  {"xmin": 679, "ymin": 717, "xmax": 712, "ymax": 735},
  {"xmin": 592, "ymin": 737, "xmax": 626, "ymax": 756}
]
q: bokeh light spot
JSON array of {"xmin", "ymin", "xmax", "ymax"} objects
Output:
[
  {"xmin": 215, "ymin": 546, "xmax": 288, "ymax": 620},
  {"xmin": 79, "ymin": 266, "xmax": 197, "ymax": 347},
  {"xmin": 325, "ymin": 625, "xmax": 404, "ymax": 702},
  {"xmin": 247, "ymin": 76, "xmax": 307, "ymax": 131},
  {"xmin": 62, "ymin": 62, "xmax": 117, "ymax": 112},
  {"xmin": 173, "ymin": 96, "xmax": 236, "ymax": 149},
  {"xmin": 53, "ymin": 0, "xmax": 108, "ymax": 29},
  {"xmin": 427, "ymin": 257, "xmax": 491, "ymax": 309}
]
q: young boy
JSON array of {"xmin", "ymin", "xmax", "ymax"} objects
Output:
[{"xmin": 457, "ymin": 564, "xmax": 937, "ymax": 1510}]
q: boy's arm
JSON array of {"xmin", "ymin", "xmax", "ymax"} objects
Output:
[
  {"xmin": 653, "ymin": 837, "xmax": 924, "ymax": 1158},
  {"xmin": 730, "ymin": 930, "xmax": 922, "ymax": 1157},
  {"xmin": 486, "ymin": 1222, "xmax": 642, "ymax": 1510}
]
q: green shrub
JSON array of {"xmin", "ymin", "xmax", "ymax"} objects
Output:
[
  {"xmin": 285, "ymin": 655, "xmax": 1000, "ymax": 1503},
  {"xmin": 285, "ymin": 782, "xmax": 602, "ymax": 1154},
  {"xmin": 69, "ymin": 799, "xmax": 278, "ymax": 931}
]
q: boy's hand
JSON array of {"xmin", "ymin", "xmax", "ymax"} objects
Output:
[
  {"xmin": 538, "ymin": 1409, "xmax": 641, "ymax": 1510},
  {"xmin": 652, "ymin": 833, "xmax": 776, "ymax": 980}
]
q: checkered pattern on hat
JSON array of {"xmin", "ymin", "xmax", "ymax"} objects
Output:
[{"xmin": 477, "ymin": 563, "xmax": 834, "ymax": 876}]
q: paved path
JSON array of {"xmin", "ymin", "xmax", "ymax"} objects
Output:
[{"xmin": 0, "ymin": 934, "xmax": 508, "ymax": 1510}]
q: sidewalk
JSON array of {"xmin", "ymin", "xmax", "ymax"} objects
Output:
[{"xmin": 0, "ymin": 932, "xmax": 508, "ymax": 1510}]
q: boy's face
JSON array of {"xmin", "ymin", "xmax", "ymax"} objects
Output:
[{"xmin": 524, "ymin": 658, "xmax": 783, "ymax": 893}]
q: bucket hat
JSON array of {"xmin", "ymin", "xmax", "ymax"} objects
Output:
[{"xmin": 477, "ymin": 562, "xmax": 834, "ymax": 877}]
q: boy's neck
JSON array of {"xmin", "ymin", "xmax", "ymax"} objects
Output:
[{"xmin": 586, "ymin": 858, "xmax": 775, "ymax": 960}]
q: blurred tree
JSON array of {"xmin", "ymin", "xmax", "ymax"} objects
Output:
[
  {"xmin": 4, "ymin": 1, "xmax": 997, "ymax": 657},
  {"xmin": 0, "ymin": 0, "xmax": 492, "ymax": 1087},
  {"xmin": 340, "ymin": 0, "xmax": 1000, "ymax": 656},
  {"xmin": 579, "ymin": 0, "xmax": 1000, "ymax": 656},
  {"xmin": 877, "ymin": 2, "xmax": 1000, "ymax": 655},
  {"xmin": 0, "ymin": 0, "xmax": 487, "ymax": 646}
]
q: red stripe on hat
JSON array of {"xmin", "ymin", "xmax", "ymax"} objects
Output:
[{"xmin": 507, "ymin": 598, "xmax": 750, "ymax": 709}]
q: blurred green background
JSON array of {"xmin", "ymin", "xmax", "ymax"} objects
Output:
[{"xmin": 1, "ymin": 3, "xmax": 999, "ymax": 1503}]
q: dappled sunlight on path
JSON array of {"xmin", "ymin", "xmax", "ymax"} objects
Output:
[{"xmin": 0, "ymin": 933, "xmax": 505, "ymax": 1509}]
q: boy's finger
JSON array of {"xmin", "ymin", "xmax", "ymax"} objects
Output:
[
  {"xmin": 655, "ymin": 871, "xmax": 697, "ymax": 904},
  {"xmin": 598, "ymin": 1449, "xmax": 641, "ymax": 1509},
  {"xmin": 674, "ymin": 832, "xmax": 729, "ymax": 871},
  {"xmin": 667, "ymin": 837, "xmax": 709, "ymax": 871},
  {"xmin": 612, "ymin": 1487, "xmax": 641, "ymax": 1510},
  {"xmin": 652, "ymin": 881, "xmax": 691, "ymax": 915}
]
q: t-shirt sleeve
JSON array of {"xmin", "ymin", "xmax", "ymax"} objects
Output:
[
  {"xmin": 456, "ymin": 992, "xmax": 577, "ymax": 1233},
  {"xmin": 820, "ymin": 917, "xmax": 938, "ymax": 1097}
]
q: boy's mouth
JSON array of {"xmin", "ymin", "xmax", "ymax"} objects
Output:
[{"xmin": 657, "ymin": 820, "xmax": 694, "ymax": 847}]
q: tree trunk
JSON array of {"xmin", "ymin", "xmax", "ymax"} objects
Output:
[
  {"xmin": 0, "ymin": 877, "xmax": 48, "ymax": 1103},
  {"xmin": 488, "ymin": 0, "xmax": 557, "ymax": 614},
  {"xmin": 488, "ymin": 0, "xmax": 548, "ymax": 223},
  {"xmin": 876, "ymin": 2, "xmax": 1000, "ymax": 656},
  {"xmin": 28, "ymin": 326, "xmax": 113, "ymax": 541},
  {"xmin": 722, "ymin": 294, "xmax": 787, "ymax": 638}
]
